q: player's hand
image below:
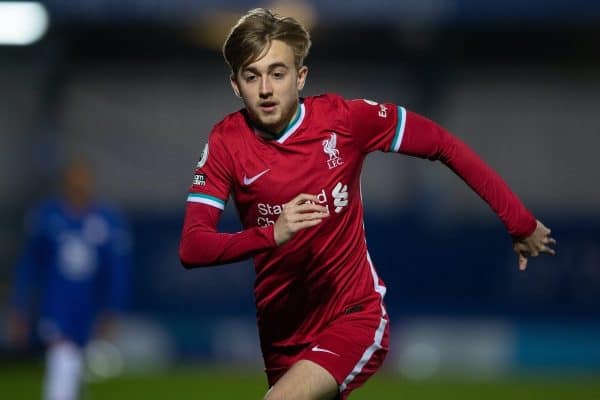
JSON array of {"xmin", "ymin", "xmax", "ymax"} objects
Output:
[
  {"xmin": 274, "ymin": 193, "xmax": 329, "ymax": 246},
  {"xmin": 512, "ymin": 219, "xmax": 556, "ymax": 271},
  {"xmin": 93, "ymin": 313, "xmax": 119, "ymax": 340}
]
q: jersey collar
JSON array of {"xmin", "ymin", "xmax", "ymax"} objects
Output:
[{"xmin": 253, "ymin": 101, "xmax": 306, "ymax": 144}]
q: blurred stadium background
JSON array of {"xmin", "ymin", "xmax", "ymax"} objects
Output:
[{"xmin": 1, "ymin": 0, "xmax": 600, "ymax": 398}]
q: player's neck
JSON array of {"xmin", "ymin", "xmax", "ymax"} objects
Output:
[
  {"xmin": 63, "ymin": 192, "xmax": 92, "ymax": 215},
  {"xmin": 255, "ymin": 102, "xmax": 301, "ymax": 140}
]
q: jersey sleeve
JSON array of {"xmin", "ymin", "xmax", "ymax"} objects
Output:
[
  {"xmin": 346, "ymin": 98, "xmax": 407, "ymax": 154},
  {"xmin": 186, "ymin": 132, "xmax": 233, "ymax": 210},
  {"xmin": 346, "ymin": 97, "xmax": 535, "ymax": 237},
  {"xmin": 179, "ymin": 129, "xmax": 277, "ymax": 268},
  {"xmin": 399, "ymin": 111, "xmax": 537, "ymax": 238},
  {"xmin": 179, "ymin": 203, "xmax": 277, "ymax": 268}
]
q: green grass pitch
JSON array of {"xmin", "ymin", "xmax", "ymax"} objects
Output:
[{"xmin": 2, "ymin": 363, "xmax": 599, "ymax": 399}]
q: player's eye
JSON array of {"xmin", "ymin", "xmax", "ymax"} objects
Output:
[
  {"xmin": 244, "ymin": 75, "xmax": 257, "ymax": 83},
  {"xmin": 272, "ymin": 71, "xmax": 285, "ymax": 79}
]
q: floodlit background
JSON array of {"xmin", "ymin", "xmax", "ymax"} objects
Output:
[{"xmin": 1, "ymin": 0, "xmax": 600, "ymax": 398}]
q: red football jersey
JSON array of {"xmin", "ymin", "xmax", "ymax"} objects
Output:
[{"xmin": 180, "ymin": 93, "xmax": 535, "ymax": 348}]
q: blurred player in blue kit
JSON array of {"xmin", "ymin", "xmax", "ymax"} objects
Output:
[{"xmin": 7, "ymin": 159, "xmax": 132, "ymax": 400}]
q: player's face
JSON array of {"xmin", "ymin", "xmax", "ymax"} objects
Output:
[
  {"xmin": 231, "ymin": 39, "xmax": 308, "ymax": 135},
  {"xmin": 63, "ymin": 161, "xmax": 94, "ymax": 209}
]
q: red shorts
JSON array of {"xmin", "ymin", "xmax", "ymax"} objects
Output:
[{"xmin": 263, "ymin": 309, "xmax": 390, "ymax": 399}]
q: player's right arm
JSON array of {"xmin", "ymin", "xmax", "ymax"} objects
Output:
[
  {"xmin": 179, "ymin": 132, "xmax": 274, "ymax": 268},
  {"xmin": 180, "ymin": 193, "xmax": 327, "ymax": 268},
  {"xmin": 179, "ymin": 133, "xmax": 327, "ymax": 268},
  {"xmin": 179, "ymin": 203, "xmax": 277, "ymax": 267}
]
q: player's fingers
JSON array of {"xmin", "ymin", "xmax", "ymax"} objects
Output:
[
  {"xmin": 522, "ymin": 241, "xmax": 539, "ymax": 257},
  {"xmin": 289, "ymin": 193, "xmax": 318, "ymax": 205},
  {"xmin": 530, "ymin": 249, "xmax": 539, "ymax": 257},
  {"xmin": 302, "ymin": 211, "xmax": 329, "ymax": 221},
  {"xmin": 539, "ymin": 245, "xmax": 556, "ymax": 256},
  {"xmin": 518, "ymin": 253, "xmax": 528, "ymax": 271},
  {"xmin": 291, "ymin": 218, "xmax": 323, "ymax": 231},
  {"xmin": 513, "ymin": 242, "xmax": 529, "ymax": 254},
  {"xmin": 537, "ymin": 220, "xmax": 551, "ymax": 235},
  {"xmin": 294, "ymin": 203, "xmax": 328, "ymax": 214},
  {"xmin": 544, "ymin": 237, "xmax": 557, "ymax": 246},
  {"xmin": 287, "ymin": 210, "xmax": 327, "ymax": 223},
  {"xmin": 288, "ymin": 210, "xmax": 327, "ymax": 224}
]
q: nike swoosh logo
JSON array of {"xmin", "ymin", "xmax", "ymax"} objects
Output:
[
  {"xmin": 311, "ymin": 345, "xmax": 340, "ymax": 357},
  {"xmin": 243, "ymin": 169, "xmax": 270, "ymax": 185}
]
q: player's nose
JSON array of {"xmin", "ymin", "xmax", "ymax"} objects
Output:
[{"xmin": 259, "ymin": 77, "xmax": 273, "ymax": 97}]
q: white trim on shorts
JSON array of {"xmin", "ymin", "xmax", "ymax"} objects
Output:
[{"xmin": 338, "ymin": 316, "xmax": 388, "ymax": 393}]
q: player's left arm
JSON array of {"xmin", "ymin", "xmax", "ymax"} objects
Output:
[
  {"xmin": 8, "ymin": 206, "xmax": 45, "ymax": 348},
  {"xmin": 399, "ymin": 111, "xmax": 556, "ymax": 270},
  {"xmin": 344, "ymin": 97, "xmax": 555, "ymax": 269}
]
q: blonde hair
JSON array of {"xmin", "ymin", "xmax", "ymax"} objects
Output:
[{"xmin": 223, "ymin": 8, "xmax": 311, "ymax": 75}]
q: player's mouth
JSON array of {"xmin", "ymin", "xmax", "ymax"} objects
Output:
[{"xmin": 259, "ymin": 101, "xmax": 278, "ymax": 113}]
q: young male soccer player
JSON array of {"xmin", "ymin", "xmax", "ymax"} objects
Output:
[
  {"xmin": 9, "ymin": 160, "xmax": 131, "ymax": 400},
  {"xmin": 179, "ymin": 8, "xmax": 556, "ymax": 400}
]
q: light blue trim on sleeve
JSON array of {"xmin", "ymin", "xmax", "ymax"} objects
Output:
[
  {"xmin": 186, "ymin": 193, "xmax": 226, "ymax": 210},
  {"xmin": 390, "ymin": 106, "xmax": 406, "ymax": 152}
]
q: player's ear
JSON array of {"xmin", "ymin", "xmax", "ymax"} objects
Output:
[
  {"xmin": 230, "ymin": 74, "xmax": 241, "ymax": 98},
  {"xmin": 297, "ymin": 65, "xmax": 308, "ymax": 91}
]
